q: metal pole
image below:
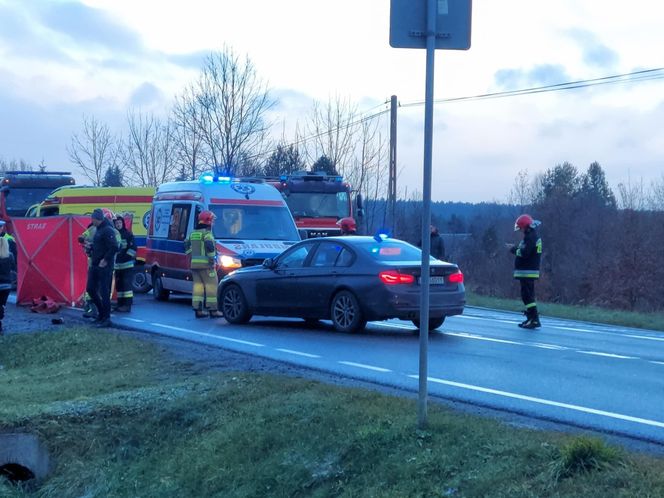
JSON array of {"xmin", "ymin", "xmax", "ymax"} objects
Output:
[
  {"xmin": 389, "ymin": 95, "xmax": 398, "ymax": 233},
  {"xmin": 418, "ymin": 0, "xmax": 437, "ymax": 429}
]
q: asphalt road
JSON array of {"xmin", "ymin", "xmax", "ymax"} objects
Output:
[{"xmin": 103, "ymin": 292, "xmax": 664, "ymax": 446}]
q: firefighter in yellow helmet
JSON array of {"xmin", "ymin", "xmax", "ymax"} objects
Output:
[{"xmin": 184, "ymin": 210, "xmax": 223, "ymax": 318}]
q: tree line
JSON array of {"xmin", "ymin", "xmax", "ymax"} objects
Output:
[
  {"xmin": 413, "ymin": 161, "xmax": 664, "ymax": 313},
  {"xmin": 65, "ymin": 46, "xmax": 391, "ymax": 211}
]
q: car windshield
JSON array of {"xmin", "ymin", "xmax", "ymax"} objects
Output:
[
  {"xmin": 283, "ymin": 192, "xmax": 349, "ymax": 218},
  {"xmin": 353, "ymin": 239, "xmax": 435, "ymax": 262},
  {"xmin": 209, "ymin": 205, "xmax": 299, "ymax": 241},
  {"xmin": 3, "ymin": 187, "xmax": 56, "ymax": 216}
]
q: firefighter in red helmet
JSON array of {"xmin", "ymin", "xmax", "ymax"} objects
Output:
[
  {"xmin": 507, "ymin": 214, "xmax": 543, "ymax": 329},
  {"xmin": 337, "ymin": 217, "xmax": 357, "ymax": 236},
  {"xmin": 184, "ymin": 210, "xmax": 223, "ymax": 318}
]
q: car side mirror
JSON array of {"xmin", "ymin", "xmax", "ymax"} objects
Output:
[
  {"xmin": 262, "ymin": 258, "xmax": 275, "ymax": 269},
  {"xmin": 298, "ymin": 228, "xmax": 308, "ymax": 240}
]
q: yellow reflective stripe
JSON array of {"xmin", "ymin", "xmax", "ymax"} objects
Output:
[
  {"xmin": 525, "ymin": 302, "xmax": 537, "ymax": 309},
  {"xmin": 114, "ymin": 261, "xmax": 135, "ymax": 270},
  {"xmin": 117, "ymin": 291, "xmax": 134, "ymax": 298},
  {"xmin": 513, "ymin": 270, "xmax": 540, "ymax": 278},
  {"xmin": 126, "ymin": 249, "xmax": 136, "ymax": 257}
]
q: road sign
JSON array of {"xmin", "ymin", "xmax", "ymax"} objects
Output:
[{"xmin": 390, "ymin": 0, "xmax": 472, "ymax": 50}]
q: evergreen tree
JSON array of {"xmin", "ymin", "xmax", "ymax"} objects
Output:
[
  {"xmin": 102, "ymin": 165, "xmax": 124, "ymax": 187},
  {"xmin": 580, "ymin": 161, "xmax": 616, "ymax": 208},
  {"xmin": 264, "ymin": 144, "xmax": 304, "ymax": 176},
  {"xmin": 312, "ymin": 155, "xmax": 337, "ymax": 175}
]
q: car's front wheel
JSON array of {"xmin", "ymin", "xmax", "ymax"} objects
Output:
[
  {"xmin": 330, "ymin": 290, "xmax": 366, "ymax": 333},
  {"xmin": 221, "ymin": 284, "xmax": 252, "ymax": 324},
  {"xmin": 412, "ymin": 317, "xmax": 445, "ymax": 331},
  {"xmin": 152, "ymin": 271, "xmax": 170, "ymax": 301}
]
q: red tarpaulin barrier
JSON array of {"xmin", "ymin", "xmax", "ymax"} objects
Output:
[{"xmin": 13, "ymin": 215, "xmax": 90, "ymax": 306}]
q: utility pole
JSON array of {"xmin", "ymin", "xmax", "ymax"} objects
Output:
[{"xmin": 388, "ymin": 95, "xmax": 398, "ymax": 233}]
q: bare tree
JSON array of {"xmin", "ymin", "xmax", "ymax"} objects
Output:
[
  {"xmin": 68, "ymin": 115, "xmax": 116, "ymax": 186},
  {"xmin": 508, "ymin": 169, "xmax": 534, "ymax": 207},
  {"xmin": 119, "ymin": 110, "xmax": 177, "ymax": 187},
  {"xmin": 171, "ymin": 84, "xmax": 206, "ymax": 180},
  {"xmin": 648, "ymin": 173, "xmax": 664, "ymax": 211},
  {"xmin": 617, "ymin": 175, "xmax": 646, "ymax": 211},
  {"xmin": 304, "ymin": 96, "xmax": 357, "ymax": 175},
  {"xmin": 194, "ymin": 47, "xmax": 273, "ymax": 175}
]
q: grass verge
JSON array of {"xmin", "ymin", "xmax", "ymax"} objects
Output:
[
  {"xmin": 1, "ymin": 328, "xmax": 664, "ymax": 497},
  {"xmin": 466, "ymin": 292, "xmax": 664, "ymax": 331}
]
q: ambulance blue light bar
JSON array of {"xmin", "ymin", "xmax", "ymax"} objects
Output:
[{"xmin": 200, "ymin": 172, "xmax": 233, "ymax": 184}]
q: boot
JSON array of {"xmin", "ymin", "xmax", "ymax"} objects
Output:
[
  {"xmin": 520, "ymin": 307, "xmax": 541, "ymax": 329},
  {"xmin": 195, "ymin": 310, "xmax": 209, "ymax": 318},
  {"xmin": 115, "ymin": 305, "xmax": 131, "ymax": 313},
  {"xmin": 518, "ymin": 310, "xmax": 529, "ymax": 327},
  {"xmin": 209, "ymin": 310, "xmax": 223, "ymax": 318}
]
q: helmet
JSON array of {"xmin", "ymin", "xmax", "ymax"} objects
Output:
[
  {"xmin": 514, "ymin": 214, "xmax": 534, "ymax": 231},
  {"xmin": 198, "ymin": 210, "xmax": 216, "ymax": 226},
  {"xmin": 101, "ymin": 208, "xmax": 115, "ymax": 221},
  {"xmin": 337, "ymin": 217, "xmax": 356, "ymax": 233}
]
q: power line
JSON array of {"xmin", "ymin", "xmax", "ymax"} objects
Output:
[{"xmin": 400, "ymin": 67, "xmax": 664, "ymax": 108}]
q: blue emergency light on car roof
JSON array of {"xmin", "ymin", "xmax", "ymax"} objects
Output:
[{"xmin": 200, "ymin": 172, "xmax": 233, "ymax": 184}]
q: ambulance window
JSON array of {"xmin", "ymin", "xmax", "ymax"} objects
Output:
[{"xmin": 168, "ymin": 204, "xmax": 191, "ymax": 241}]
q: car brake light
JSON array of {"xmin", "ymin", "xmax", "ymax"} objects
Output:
[
  {"xmin": 448, "ymin": 271, "xmax": 464, "ymax": 284},
  {"xmin": 379, "ymin": 270, "xmax": 415, "ymax": 284}
]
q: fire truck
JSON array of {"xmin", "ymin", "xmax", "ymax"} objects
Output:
[
  {"xmin": 0, "ymin": 170, "xmax": 75, "ymax": 230},
  {"xmin": 264, "ymin": 171, "xmax": 363, "ymax": 238}
]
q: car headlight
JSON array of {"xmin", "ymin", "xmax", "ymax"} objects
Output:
[{"xmin": 219, "ymin": 255, "xmax": 242, "ymax": 269}]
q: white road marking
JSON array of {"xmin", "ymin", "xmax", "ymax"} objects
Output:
[
  {"xmin": 276, "ymin": 348, "xmax": 321, "ymax": 358},
  {"xmin": 531, "ymin": 342, "xmax": 566, "ymax": 350},
  {"xmin": 149, "ymin": 323, "xmax": 264, "ymax": 347},
  {"xmin": 457, "ymin": 315, "xmax": 517, "ymax": 324},
  {"xmin": 625, "ymin": 334, "xmax": 664, "ymax": 342},
  {"xmin": 446, "ymin": 331, "xmax": 524, "ymax": 346},
  {"xmin": 554, "ymin": 326, "xmax": 595, "ymax": 333},
  {"xmin": 650, "ymin": 361, "xmax": 664, "ymax": 366},
  {"xmin": 578, "ymin": 351, "xmax": 637, "ymax": 360},
  {"xmin": 339, "ymin": 361, "xmax": 391, "ymax": 373},
  {"xmin": 121, "ymin": 317, "xmax": 145, "ymax": 323},
  {"xmin": 412, "ymin": 375, "xmax": 664, "ymax": 429}
]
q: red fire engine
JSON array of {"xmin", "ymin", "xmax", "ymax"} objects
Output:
[{"xmin": 264, "ymin": 171, "xmax": 363, "ymax": 238}]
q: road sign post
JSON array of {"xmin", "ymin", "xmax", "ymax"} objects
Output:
[{"xmin": 390, "ymin": 0, "xmax": 472, "ymax": 429}]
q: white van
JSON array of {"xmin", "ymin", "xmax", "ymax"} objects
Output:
[{"xmin": 145, "ymin": 176, "xmax": 300, "ymax": 299}]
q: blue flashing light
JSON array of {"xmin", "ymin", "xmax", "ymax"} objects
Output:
[
  {"xmin": 373, "ymin": 228, "xmax": 391, "ymax": 242},
  {"xmin": 216, "ymin": 176, "xmax": 232, "ymax": 183},
  {"xmin": 279, "ymin": 175, "xmax": 287, "ymax": 182},
  {"xmin": 334, "ymin": 176, "xmax": 342, "ymax": 182},
  {"xmin": 200, "ymin": 172, "xmax": 215, "ymax": 183}
]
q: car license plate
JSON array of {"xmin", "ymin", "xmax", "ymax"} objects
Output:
[{"xmin": 419, "ymin": 276, "xmax": 445, "ymax": 285}]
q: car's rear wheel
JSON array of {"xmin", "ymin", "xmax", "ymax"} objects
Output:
[
  {"xmin": 152, "ymin": 271, "xmax": 170, "ymax": 301},
  {"xmin": 412, "ymin": 317, "xmax": 445, "ymax": 331},
  {"xmin": 221, "ymin": 284, "xmax": 252, "ymax": 324},
  {"xmin": 330, "ymin": 290, "xmax": 366, "ymax": 333}
]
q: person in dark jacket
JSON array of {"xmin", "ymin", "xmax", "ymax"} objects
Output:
[
  {"xmin": 112, "ymin": 214, "xmax": 136, "ymax": 312},
  {"xmin": 0, "ymin": 236, "xmax": 14, "ymax": 334},
  {"xmin": 418, "ymin": 225, "xmax": 446, "ymax": 260},
  {"xmin": 86, "ymin": 208, "xmax": 119, "ymax": 328},
  {"xmin": 508, "ymin": 214, "xmax": 542, "ymax": 329}
]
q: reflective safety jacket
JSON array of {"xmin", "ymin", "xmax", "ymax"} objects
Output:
[
  {"xmin": 184, "ymin": 229, "xmax": 216, "ymax": 270},
  {"xmin": 115, "ymin": 226, "xmax": 137, "ymax": 271},
  {"xmin": 511, "ymin": 227, "xmax": 542, "ymax": 279}
]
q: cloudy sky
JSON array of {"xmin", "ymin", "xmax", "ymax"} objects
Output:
[{"xmin": 1, "ymin": 0, "xmax": 663, "ymax": 202}]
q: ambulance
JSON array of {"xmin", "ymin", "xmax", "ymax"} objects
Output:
[
  {"xmin": 144, "ymin": 175, "xmax": 301, "ymax": 300},
  {"xmin": 34, "ymin": 185, "xmax": 155, "ymax": 292}
]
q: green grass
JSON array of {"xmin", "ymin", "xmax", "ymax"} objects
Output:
[
  {"xmin": 2, "ymin": 329, "xmax": 664, "ymax": 497},
  {"xmin": 467, "ymin": 292, "xmax": 664, "ymax": 331}
]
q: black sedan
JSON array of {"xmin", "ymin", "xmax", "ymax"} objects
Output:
[{"xmin": 218, "ymin": 236, "xmax": 465, "ymax": 333}]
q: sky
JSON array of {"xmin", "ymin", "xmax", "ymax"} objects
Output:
[{"xmin": 0, "ymin": 0, "xmax": 663, "ymax": 203}]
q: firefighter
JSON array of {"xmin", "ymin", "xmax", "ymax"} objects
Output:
[
  {"xmin": 112, "ymin": 214, "xmax": 136, "ymax": 312},
  {"xmin": 184, "ymin": 210, "xmax": 223, "ymax": 318},
  {"xmin": 508, "ymin": 214, "xmax": 543, "ymax": 329},
  {"xmin": 78, "ymin": 222, "xmax": 98, "ymax": 318},
  {"xmin": 337, "ymin": 217, "xmax": 357, "ymax": 235}
]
